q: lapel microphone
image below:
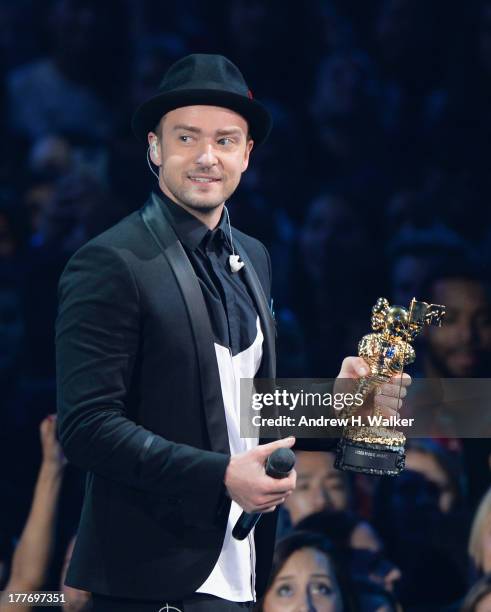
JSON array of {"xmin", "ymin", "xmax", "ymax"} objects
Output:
[{"xmin": 224, "ymin": 205, "xmax": 245, "ymax": 273}]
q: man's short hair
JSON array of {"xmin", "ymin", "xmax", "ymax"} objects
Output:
[{"xmin": 421, "ymin": 256, "xmax": 491, "ymax": 303}]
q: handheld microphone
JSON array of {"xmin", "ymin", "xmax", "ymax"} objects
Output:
[{"xmin": 232, "ymin": 447, "xmax": 296, "ymax": 540}]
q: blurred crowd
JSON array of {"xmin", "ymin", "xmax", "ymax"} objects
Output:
[{"xmin": 1, "ymin": 0, "xmax": 491, "ymax": 610}]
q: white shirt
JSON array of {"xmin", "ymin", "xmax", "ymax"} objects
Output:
[{"xmin": 196, "ymin": 316, "xmax": 263, "ymax": 602}]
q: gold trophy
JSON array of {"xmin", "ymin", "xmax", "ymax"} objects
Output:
[{"xmin": 335, "ymin": 297, "xmax": 445, "ymax": 476}]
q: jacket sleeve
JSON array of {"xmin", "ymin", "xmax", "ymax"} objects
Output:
[{"xmin": 56, "ymin": 243, "xmax": 229, "ymax": 508}]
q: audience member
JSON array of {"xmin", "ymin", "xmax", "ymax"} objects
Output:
[
  {"xmin": 388, "ymin": 232, "xmax": 470, "ymax": 307},
  {"xmin": 0, "ymin": 415, "xmax": 66, "ymax": 612},
  {"xmin": 419, "ymin": 262, "xmax": 491, "ymax": 507},
  {"xmin": 405, "ymin": 440, "xmax": 465, "ymax": 514},
  {"xmin": 255, "ymin": 531, "xmax": 348, "ymax": 612},
  {"xmin": 283, "ymin": 452, "xmax": 351, "ymax": 526},
  {"xmin": 421, "ymin": 264, "xmax": 491, "ymax": 379}
]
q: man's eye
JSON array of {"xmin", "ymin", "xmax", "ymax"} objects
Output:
[
  {"xmin": 179, "ymin": 135, "xmax": 192, "ymax": 142},
  {"xmin": 218, "ymin": 137, "xmax": 233, "ymax": 145}
]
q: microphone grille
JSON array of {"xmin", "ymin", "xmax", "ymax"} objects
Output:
[{"xmin": 268, "ymin": 448, "xmax": 296, "ymax": 475}]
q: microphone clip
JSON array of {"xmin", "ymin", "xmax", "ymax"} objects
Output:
[
  {"xmin": 224, "ymin": 205, "xmax": 245, "ymax": 273},
  {"xmin": 229, "ymin": 254, "xmax": 245, "ymax": 273}
]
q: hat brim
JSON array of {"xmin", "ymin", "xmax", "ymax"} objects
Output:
[{"xmin": 131, "ymin": 88, "xmax": 272, "ymax": 147}]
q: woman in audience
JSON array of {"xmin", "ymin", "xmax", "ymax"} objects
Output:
[{"xmin": 255, "ymin": 531, "xmax": 349, "ymax": 612}]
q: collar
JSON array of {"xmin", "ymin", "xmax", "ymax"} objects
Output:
[{"xmin": 152, "ymin": 189, "xmax": 230, "ymax": 252}]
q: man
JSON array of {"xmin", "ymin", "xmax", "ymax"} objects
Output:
[
  {"xmin": 56, "ymin": 54, "xmax": 407, "ymax": 611},
  {"xmin": 422, "ymin": 267, "xmax": 491, "ymax": 379},
  {"xmin": 420, "ymin": 263, "xmax": 491, "ymax": 507}
]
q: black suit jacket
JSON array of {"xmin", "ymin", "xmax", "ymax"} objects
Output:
[{"xmin": 56, "ymin": 192, "xmax": 284, "ymax": 600}]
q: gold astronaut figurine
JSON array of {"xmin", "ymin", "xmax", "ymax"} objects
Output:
[{"xmin": 335, "ymin": 297, "xmax": 445, "ymax": 475}]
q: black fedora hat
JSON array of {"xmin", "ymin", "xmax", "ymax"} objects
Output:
[{"xmin": 132, "ymin": 53, "xmax": 272, "ymax": 146}]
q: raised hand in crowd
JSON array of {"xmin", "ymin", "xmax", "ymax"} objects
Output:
[{"xmin": 0, "ymin": 415, "xmax": 66, "ymax": 612}]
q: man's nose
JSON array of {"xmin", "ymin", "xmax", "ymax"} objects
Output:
[
  {"xmin": 457, "ymin": 321, "xmax": 474, "ymax": 343},
  {"xmin": 195, "ymin": 143, "xmax": 218, "ymax": 166}
]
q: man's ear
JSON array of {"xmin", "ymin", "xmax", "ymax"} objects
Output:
[
  {"xmin": 147, "ymin": 131, "xmax": 160, "ymax": 164},
  {"xmin": 241, "ymin": 138, "xmax": 254, "ymax": 172}
]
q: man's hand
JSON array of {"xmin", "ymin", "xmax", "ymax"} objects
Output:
[
  {"xmin": 335, "ymin": 356, "xmax": 411, "ymax": 419},
  {"xmin": 224, "ymin": 437, "xmax": 297, "ymax": 514}
]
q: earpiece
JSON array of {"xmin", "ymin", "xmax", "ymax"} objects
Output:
[{"xmin": 146, "ymin": 144, "xmax": 160, "ymax": 179}]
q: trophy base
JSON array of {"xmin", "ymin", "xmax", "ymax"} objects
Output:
[{"xmin": 335, "ymin": 437, "xmax": 405, "ymax": 476}]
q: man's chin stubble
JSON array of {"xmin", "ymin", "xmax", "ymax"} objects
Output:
[
  {"xmin": 177, "ymin": 188, "xmax": 229, "ymax": 213},
  {"xmin": 160, "ymin": 178, "xmax": 227, "ymax": 212},
  {"xmin": 185, "ymin": 198, "xmax": 223, "ymax": 212}
]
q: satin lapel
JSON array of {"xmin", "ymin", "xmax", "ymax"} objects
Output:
[
  {"xmin": 233, "ymin": 236, "xmax": 276, "ymax": 379},
  {"xmin": 140, "ymin": 194, "xmax": 230, "ymax": 455}
]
